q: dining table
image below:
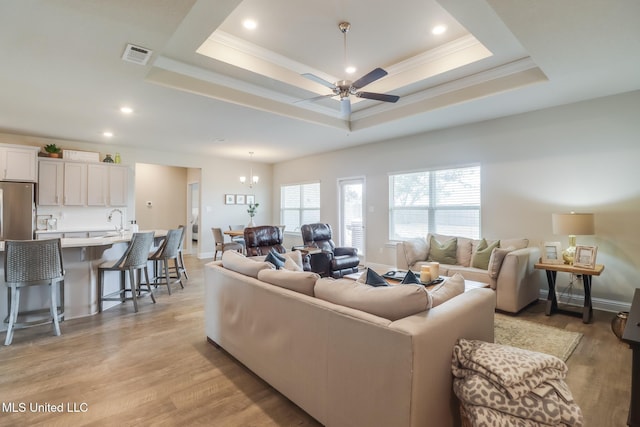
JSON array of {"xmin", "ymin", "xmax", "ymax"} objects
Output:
[{"xmin": 223, "ymin": 229, "xmax": 244, "ymax": 238}]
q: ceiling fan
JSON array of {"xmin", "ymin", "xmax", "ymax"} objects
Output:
[{"xmin": 300, "ymin": 22, "xmax": 399, "ymax": 118}]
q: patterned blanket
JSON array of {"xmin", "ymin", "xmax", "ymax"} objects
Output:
[{"xmin": 452, "ymin": 339, "xmax": 583, "ymax": 427}]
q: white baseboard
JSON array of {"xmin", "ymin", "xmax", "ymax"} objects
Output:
[
  {"xmin": 538, "ymin": 289, "xmax": 631, "ymax": 313},
  {"xmin": 197, "ymin": 251, "xmax": 214, "ymax": 260}
]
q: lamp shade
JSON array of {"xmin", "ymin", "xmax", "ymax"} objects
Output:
[{"xmin": 552, "ymin": 213, "xmax": 595, "ymax": 235}]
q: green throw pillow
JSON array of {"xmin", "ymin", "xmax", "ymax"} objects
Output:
[
  {"xmin": 471, "ymin": 239, "xmax": 500, "ymax": 270},
  {"xmin": 427, "ymin": 236, "xmax": 457, "ymax": 265}
]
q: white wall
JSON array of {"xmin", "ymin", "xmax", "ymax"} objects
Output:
[
  {"xmin": 135, "ymin": 163, "xmax": 188, "ymax": 230},
  {"xmin": 273, "ymin": 90, "xmax": 640, "ymax": 308}
]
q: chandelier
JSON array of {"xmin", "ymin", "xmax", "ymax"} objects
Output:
[{"xmin": 239, "ymin": 151, "xmax": 259, "ymax": 188}]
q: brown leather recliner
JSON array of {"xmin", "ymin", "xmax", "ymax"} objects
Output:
[
  {"xmin": 244, "ymin": 226, "xmax": 286, "ymax": 257},
  {"xmin": 300, "ymin": 223, "xmax": 359, "ymax": 278}
]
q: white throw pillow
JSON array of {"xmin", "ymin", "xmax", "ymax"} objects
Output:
[
  {"xmin": 222, "ymin": 250, "xmax": 273, "ymax": 278},
  {"xmin": 403, "ymin": 237, "xmax": 429, "ymax": 267},
  {"xmin": 429, "ymin": 273, "xmax": 465, "ymax": 308}
]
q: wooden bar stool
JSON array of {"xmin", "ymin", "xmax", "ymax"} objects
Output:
[{"xmin": 4, "ymin": 238, "xmax": 65, "ymax": 345}]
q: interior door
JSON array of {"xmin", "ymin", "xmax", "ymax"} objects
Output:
[{"xmin": 339, "ymin": 177, "xmax": 365, "ymax": 258}]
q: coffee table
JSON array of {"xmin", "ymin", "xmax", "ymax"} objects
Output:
[{"xmin": 344, "ymin": 269, "xmax": 489, "ymax": 292}]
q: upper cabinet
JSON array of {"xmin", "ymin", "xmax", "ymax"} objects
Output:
[
  {"xmin": 37, "ymin": 159, "xmax": 129, "ymax": 207},
  {"xmin": 0, "ymin": 144, "xmax": 39, "ymax": 182}
]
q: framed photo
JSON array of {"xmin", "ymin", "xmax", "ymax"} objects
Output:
[
  {"xmin": 236, "ymin": 194, "xmax": 246, "ymax": 205},
  {"xmin": 225, "ymin": 194, "xmax": 235, "ymax": 205},
  {"xmin": 574, "ymin": 245, "xmax": 598, "ymax": 268},
  {"xmin": 246, "ymin": 194, "xmax": 255, "ymax": 205},
  {"xmin": 541, "ymin": 241, "xmax": 564, "ymax": 264}
]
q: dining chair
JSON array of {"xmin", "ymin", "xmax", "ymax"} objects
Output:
[
  {"xmin": 228, "ymin": 224, "xmax": 246, "ymax": 253},
  {"xmin": 98, "ymin": 231, "xmax": 156, "ymax": 313},
  {"xmin": 147, "ymin": 228, "xmax": 184, "ymax": 295},
  {"xmin": 175, "ymin": 225, "xmax": 189, "ymax": 280},
  {"xmin": 213, "ymin": 227, "xmax": 243, "ymax": 260},
  {"xmin": 4, "ymin": 238, "xmax": 65, "ymax": 345}
]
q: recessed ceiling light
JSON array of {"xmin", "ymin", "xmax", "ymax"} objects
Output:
[
  {"xmin": 432, "ymin": 25, "xmax": 447, "ymax": 35},
  {"xmin": 103, "ymin": 131, "xmax": 113, "ymax": 138},
  {"xmin": 345, "ymin": 66, "xmax": 356, "ymax": 74},
  {"xmin": 243, "ymin": 19, "xmax": 257, "ymax": 30},
  {"xmin": 120, "ymin": 106, "xmax": 133, "ymax": 114}
]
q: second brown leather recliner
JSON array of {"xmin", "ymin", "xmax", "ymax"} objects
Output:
[{"xmin": 244, "ymin": 225, "xmax": 286, "ymax": 256}]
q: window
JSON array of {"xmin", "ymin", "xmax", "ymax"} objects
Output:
[
  {"xmin": 280, "ymin": 182, "xmax": 320, "ymax": 232},
  {"xmin": 389, "ymin": 165, "xmax": 480, "ymax": 240}
]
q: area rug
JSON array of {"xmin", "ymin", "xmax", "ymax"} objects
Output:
[{"xmin": 494, "ymin": 314, "xmax": 583, "ymax": 361}]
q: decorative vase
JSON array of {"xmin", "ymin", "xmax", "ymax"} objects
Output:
[
  {"xmin": 247, "ymin": 218, "xmax": 255, "ymax": 227},
  {"xmin": 611, "ymin": 311, "xmax": 629, "ymax": 340}
]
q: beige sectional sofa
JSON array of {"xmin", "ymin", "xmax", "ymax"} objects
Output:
[
  {"xmin": 205, "ymin": 252, "xmax": 496, "ymax": 427},
  {"xmin": 396, "ymin": 233, "xmax": 542, "ymax": 313}
]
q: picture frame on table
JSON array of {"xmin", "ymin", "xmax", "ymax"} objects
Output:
[
  {"xmin": 574, "ymin": 245, "xmax": 598, "ymax": 268},
  {"xmin": 236, "ymin": 194, "xmax": 246, "ymax": 205},
  {"xmin": 541, "ymin": 241, "xmax": 564, "ymax": 264},
  {"xmin": 225, "ymin": 194, "xmax": 235, "ymax": 205},
  {"xmin": 246, "ymin": 194, "xmax": 255, "ymax": 205}
]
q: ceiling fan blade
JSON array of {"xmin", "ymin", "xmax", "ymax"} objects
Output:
[
  {"xmin": 351, "ymin": 68, "xmax": 388, "ymax": 90},
  {"xmin": 301, "ymin": 73, "xmax": 336, "ymax": 89},
  {"xmin": 357, "ymin": 91, "xmax": 400, "ymax": 103},
  {"xmin": 294, "ymin": 93, "xmax": 334, "ymax": 104},
  {"xmin": 340, "ymin": 98, "xmax": 351, "ymax": 117}
]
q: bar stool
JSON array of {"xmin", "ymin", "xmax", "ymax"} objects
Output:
[
  {"xmin": 147, "ymin": 228, "xmax": 184, "ymax": 295},
  {"xmin": 4, "ymin": 238, "xmax": 65, "ymax": 346},
  {"xmin": 98, "ymin": 231, "xmax": 156, "ymax": 313},
  {"xmin": 175, "ymin": 225, "xmax": 189, "ymax": 280}
]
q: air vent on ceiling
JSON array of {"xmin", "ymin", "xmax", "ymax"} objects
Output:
[{"xmin": 121, "ymin": 43, "xmax": 153, "ymax": 66}]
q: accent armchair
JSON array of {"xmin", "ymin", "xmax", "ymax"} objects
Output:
[{"xmin": 300, "ymin": 223, "xmax": 360, "ymax": 278}]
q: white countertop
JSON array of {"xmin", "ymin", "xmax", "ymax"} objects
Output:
[{"xmin": 1, "ymin": 230, "xmax": 167, "ymax": 251}]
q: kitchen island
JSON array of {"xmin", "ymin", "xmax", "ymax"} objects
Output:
[{"xmin": 0, "ymin": 230, "xmax": 167, "ymax": 331}]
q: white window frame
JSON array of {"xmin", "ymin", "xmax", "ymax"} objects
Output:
[
  {"xmin": 280, "ymin": 181, "xmax": 321, "ymax": 233},
  {"xmin": 389, "ymin": 165, "xmax": 481, "ymax": 240}
]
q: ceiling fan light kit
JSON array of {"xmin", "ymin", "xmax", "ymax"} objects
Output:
[{"xmin": 300, "ymin": 21, "xmax": 400, "ymax": 118}]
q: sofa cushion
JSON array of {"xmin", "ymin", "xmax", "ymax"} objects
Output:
[
  {"xmin": 257, "ymin": 269, "xmax": 320, "ymax": 296},
  {"xmin": 471, "ymin": 239, "xmax": 500, "ymax": 270},
  {"xmin": 430, "ymin": 273, "xmax": 465, "ymax": 308},
  {"xmin": 315, "ymin": 278, "xmax": 431, "ymax": 321},
  {"xmin": 501, "ymin": 238, "xmax": 529, "ymax": 250},
  {"xmin": 402, "ymin": 237, "xmax": 429, "ymax": 267},
  {"xmin": 284, "ymin": 256, "xmax": 303, "ymax": 271},
  {"xmin": 427, "ymin": 235, "xmax": 457, "ymax": 265},
  {"xmin": 222, "ymin": 250, "xmax": 274, "ymax": 278},
  {"xmin": 488, "ymin": 246, "xmax": 515, "ymax": 279},
  {"xmin": 265, "ymin": 248, "xmax": 286, "ymax": 269}
]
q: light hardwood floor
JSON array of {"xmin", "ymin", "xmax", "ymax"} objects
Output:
[{"xmin": 0, "ymin": 256, "xmax": 632, "ymax": 426}]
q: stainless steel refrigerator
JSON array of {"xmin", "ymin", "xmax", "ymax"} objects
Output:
[{"xmin": 0, "ymin": 182, "xmax": 35, "ymax": 240}]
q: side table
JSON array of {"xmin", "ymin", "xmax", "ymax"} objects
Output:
[
  {"xmin": 622, "ymin": 288, "xmax": 640, "ymax": 427},
  {"xmin": 534, "ymin": 262, "xmax": 605, "ymax": 323}
]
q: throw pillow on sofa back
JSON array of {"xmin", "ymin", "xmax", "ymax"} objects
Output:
[
  {"xmin": 471, "ymin": 239, "xmax": 500, "ymax": 270},
  {"xmin": 427, "ymin": 235, "xmax": 457, "ymax": 265}
]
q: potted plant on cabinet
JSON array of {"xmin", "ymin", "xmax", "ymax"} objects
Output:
[
  {"xmin": 44, "ymin": 144, "xmax": 62, "ymax": 158},
  {"xmin": 247, "ymin": 203, "xmax": 259, "ymax": 227}
]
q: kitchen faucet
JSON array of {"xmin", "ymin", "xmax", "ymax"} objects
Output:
[{"xmin": 108, "ymin": 208, "xmax": 124, "ymax": 235}]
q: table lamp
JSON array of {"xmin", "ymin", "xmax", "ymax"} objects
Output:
[{"xmin": 552, "ymin": 212, "xmax": 595, "ymax": 264}]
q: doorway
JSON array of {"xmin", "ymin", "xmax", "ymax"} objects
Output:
[{"xmin": 338, "ymin": 177, "xmax": 365, "ymax": 259}]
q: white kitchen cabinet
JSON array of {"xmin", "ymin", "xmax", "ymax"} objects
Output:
[
  {"xmin": 87, "ymin": 164, "xmax": 108, "ymax": 206},
  {"xmin": 63, "ymin": 162, "xmax": 87, "ymax": 206},
  {"xmin": 108, "ymin": 165, "xmax": 128, "ymax": 206},
  {"xmin": 0, "ymin": 144, "xmax": 39, "ymax": 182},
  {"xmin": 37, "ymin": 160, "xmax": 64, "ymax": 205}
]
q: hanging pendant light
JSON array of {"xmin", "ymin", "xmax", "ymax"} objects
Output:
[{"xmin": 239, "ymin": 151, "xmax": 259, "ymax": 188}]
